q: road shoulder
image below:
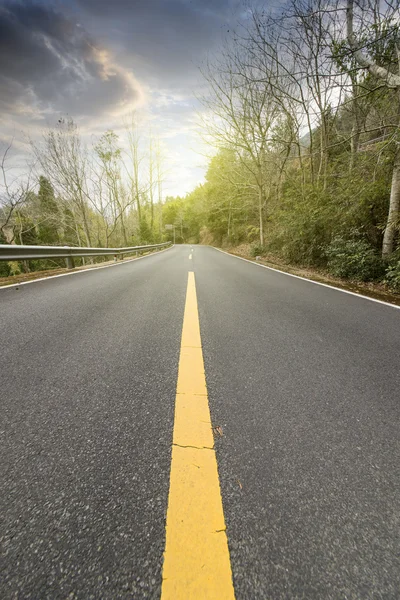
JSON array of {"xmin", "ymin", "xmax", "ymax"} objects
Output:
[{"xmin": 215, "ymin": 247, "xmax": 400, "ymax": 308}]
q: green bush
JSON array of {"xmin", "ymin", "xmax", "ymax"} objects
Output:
[
  {"xmin": 265, "ymin": 182, "xmax": 336, "ymax": 266},
  {"xmin": 385, "ymin": 257, "xmax": 400, "ymax": 292},
  {"xmin": 0, "ymin": 261, "xmax": 11, "ymax": 277},
  {"xmin": 324, "ymin": 235, "xmax": 384, "ymax": 281},
  {"xmin": 250, "ymin": 243, "xmax": 267, "ymax": 257}
]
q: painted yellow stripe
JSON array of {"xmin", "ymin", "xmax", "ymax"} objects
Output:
[{"xmin": 161, "ymin": 271, "xmax": 235, "ymax": 600}]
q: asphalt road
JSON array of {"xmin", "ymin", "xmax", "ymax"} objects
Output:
[{"xmin": 1, "ymin": 244, "xmax": 400, "ymax": 599}]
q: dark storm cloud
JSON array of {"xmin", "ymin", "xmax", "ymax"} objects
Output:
[
  {"xmin": 75, "ymin": 0, "xmax": 239, "ymax": 86},
  {"xmin": 0, "ymin": 1, "xmax": 143, "ymax": 119}
]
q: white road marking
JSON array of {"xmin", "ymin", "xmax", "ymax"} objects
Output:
[
  {"xmin": 213, "ymin": 247, "xmax": 400, "ymax": 310},
  {"xmin": 189, "ymin": 254, "xmax": 192, "ymax": 260}
]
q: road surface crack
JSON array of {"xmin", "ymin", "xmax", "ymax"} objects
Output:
[{"xmin": 173, "ymin": 443, "xmax": 213, "ymax": 451}]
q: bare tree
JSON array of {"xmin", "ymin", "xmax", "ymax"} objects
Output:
[
  {"xmin": 347, "ymin": 0, "xmax": 400, "ymax": 256},
  {"xmin": 0, "ymin": 140, "xmax": 34, "ymax": 243},
  {"xmin": 200, "ymin": 38, "xmax": 278, "ymax": 245},
  {"xmin": 243, "ymin": 12, "xmax": 311, "ymax": 197},
  {"xmin": 94, "ymin": 130, "xmax": 131, "ymax": 245},
  {"xmin": 148, "ymin": 131, "xmax": 155, "ymax": 231},
  {"xmin": 32, "ymin": 118, "xmax": 93, "ymax": 246},
  {"xmin": 124, "ymin": 112, "xmax": 145, "ymax": 235},
  {"xmin": 155, "ymin": 137, "xmax": 167, "ymax": 236},
  {"xmin": 251, "ymin": 1, "xmax": 345, "ymax": 188}
]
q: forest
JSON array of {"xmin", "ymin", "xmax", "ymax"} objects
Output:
[{"xmin": 1, "ymin": 0, "xmax": 400, "ymax": 292}]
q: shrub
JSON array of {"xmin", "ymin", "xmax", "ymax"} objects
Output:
[
  {"xmin": 324, "ymin": 235, "xmax": 384, "ymax": 281},
  {"xmin": 384, "ymin": 256, "xmax": 400, "ymax": 292},
  {"xmin": 8, "ymin": 261, "xmax": 22, "ymax": 276},
  {"xmin": 250, "ymin": 243, "xmax": 267, "ymax": 257},
  {"xmin": 0, "ymin": 260, "xmax": 11, "ymax": 277},
  {"xmin": 265, "ymin": 183, "xmax": 336, "ymax": 266}
]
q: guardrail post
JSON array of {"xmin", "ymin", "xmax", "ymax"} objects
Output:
[
  {"xmin": 64, "ymin": 247, "xmax": 75, "ymax": 269},
  {"xmin": 114, "ymin": 254, "xmax": 118, "ymax": 263},
  {"xmin": 65, "ymin": 256, "xmax": 75, "ymax": 269}
]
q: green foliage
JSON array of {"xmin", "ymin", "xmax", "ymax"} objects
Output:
[
  {"xmin": 0, "ymin": 261, "xmax": 11, "ymax": 277},
  {"xmin": 246, "ymin": 226, "xmax": 260, "ymax": 243},
  {"xmin": 250, "ymin": 243, "xmax": 267, "ymax": 257},
  {"xmin": 139, "ymin": 217, "xmax": 153, "ymax": 244},
  {"xmin": 0, "ymin": 231, "xmax": 11, "ymax": 276},
  {"xmin": 384, "ymin": 253, "xmax": 400, "ymax": 291},
  {"xmin": 161, "ymin": 192, "xmax": 203, "ymax": 244},
  {"xmin": 324, "ymin": 234, "xmax": 385, "ymax": 281},
  {"xmin": 94, "ymin": 131, "xmax": 121, "ymax": 163},
  {"xmin": 265, "ymin": 181, "xmax": 335, "ymax": 265},
  {"xmin": 8, "ymin": 261, "xmax": 22, "ymax": 276},
  {"xmin": 37, "ymin": 176, "xmax": 60, "ymax": 245},
  {"xmin": 16, "ymin": 212, "xmax": 39, "ymax": 245}
]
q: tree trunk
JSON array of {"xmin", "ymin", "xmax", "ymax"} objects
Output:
[
  {"xmin": 258, "ymin": 185, "xmax": 264, "ymax": 246},
  {"xmin": 349, "ymin": 77, "xmax": 361, "ymax": 172},
  {"xmin": 349, "ymin": 125, "xmax": 360, "ymax": 172},
  {"xmin": 382, "ymin": 145, "xmax": 400, "ymax": 257},
  {"xmin": 71, "ymin": 208, "xmax": 85, "ymax": 265},
  {"xmin": 134, "ymin": 182, "xmax": 141, "ymax": 234},
  {"xmin": 80, "ymin": 201, "xmax": 92, "ymax": 247},
  {"xmin": 2, "ymin": 224, "xmax": 15, "ymax": 243},
  {"xmin": 120, "ymin": 210, "xmax": 128, "ymax": 245}
]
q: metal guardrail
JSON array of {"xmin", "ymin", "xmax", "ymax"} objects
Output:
[{"xmin": 0, "ymin": 242, "xmax": 172, "ymax": 269}]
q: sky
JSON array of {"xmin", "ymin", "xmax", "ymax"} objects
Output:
[{"xmin": 0, "ymin": 0, "xmax": 247, "ymax": 197}]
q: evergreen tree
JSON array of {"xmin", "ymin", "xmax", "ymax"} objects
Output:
[{"xmin": 37, "ymin": 176, "xmax": 60, "ymax": 245}]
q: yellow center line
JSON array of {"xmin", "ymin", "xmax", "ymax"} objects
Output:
[{"xmin": 161, "ymin": 271, "xmax": 235, "ymax": 600}]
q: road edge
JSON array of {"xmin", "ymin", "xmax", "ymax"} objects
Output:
[{"xmin": 212, "ymin": 247, "xmax": 400, "ymax": 310}]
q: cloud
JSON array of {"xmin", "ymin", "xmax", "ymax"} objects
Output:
[
  {"xmin": 75, "ymin": 0, "xmax": 239, "ymax": 88},
  {"xmin": 0, "ymin": 2, "xmax": 144, "ymax": 122},
  {"xmin": 0, "ymin": 0, "xmax": 246, "ymax": 195}
]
